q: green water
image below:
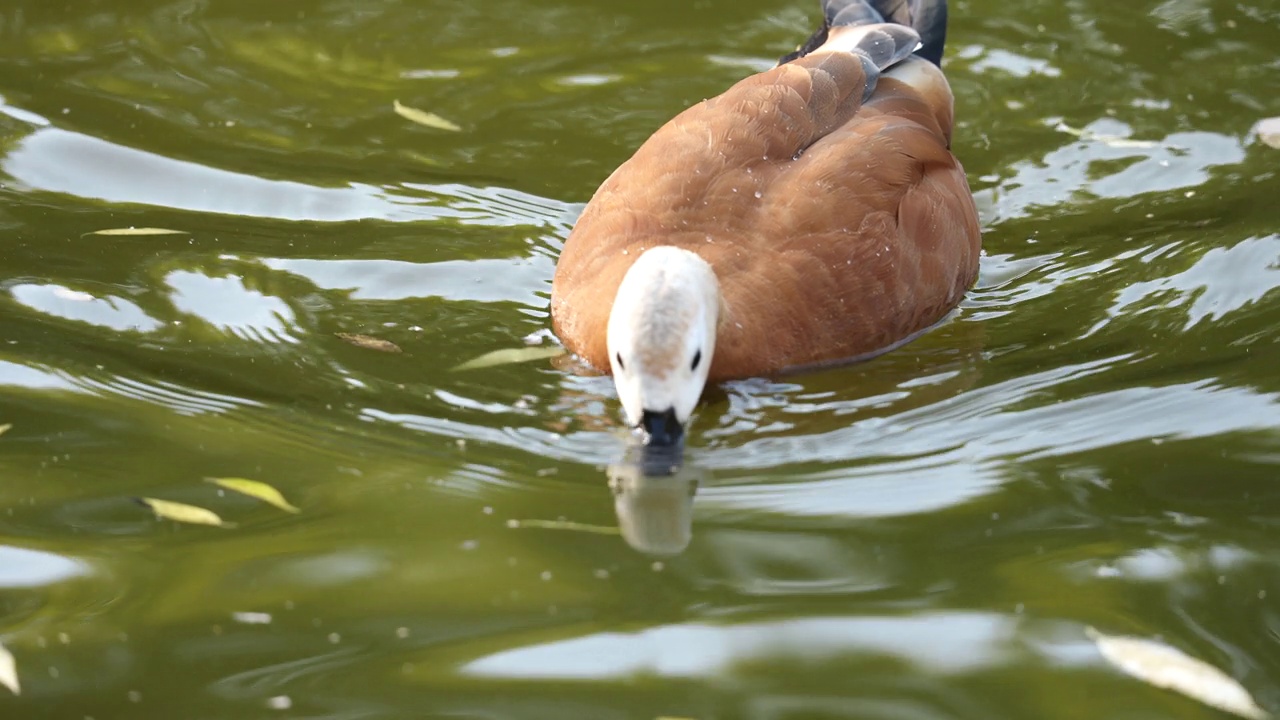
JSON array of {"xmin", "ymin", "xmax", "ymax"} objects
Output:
[{"xmin": 1, "ymin": 0, "xmax": 1278, "ymax": 717}]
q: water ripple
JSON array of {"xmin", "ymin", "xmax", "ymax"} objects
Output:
[
  {"xmin": 2, "ymin": 126, "xmax": 427, "ymax": 222},
  {"xmin": 263, "ymin": 255, "xmax": 553, "ymax": 305},
  {"xmin": 461, "ymin": 613, "xmax": 1082, "ymax": 680},
  {"xmin": 978, "ymin": 119, "xmax": 1245, "ymax": 223},
  {"xmin": 0, "ymin": 109, "xmax": 573, "ymax": 227},
  {"xmin": 0, "ymin": 359, "xmax": 262, "ymax": 415},
  {"xmin": 166, "ymin": 270, "xmax": 299, "ymax": 344},
  {"xmin": 1087, "ymin": 234, "xmax": 1280, "ymax": 335},
  {"xmin": 9, "ymin": 283, "xmax": 163, "ymax": 333}
]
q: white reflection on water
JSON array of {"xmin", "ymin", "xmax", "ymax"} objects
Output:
[
  {"xmin": 714, "ymin": 372, "xmax": 1280, "ymax": 469},
  {"xmin": 86, "ymin": 375, "xmax": 262, "ymax": 416},
  {"xmin": 953, "ymin": 45, "xmax": 1062, "ymax": 78},
  {"xmin": 4, "ymin": 128, "xmax": 422, "ymax": 222},
  {"xmin": 166, "ymin": 270, "xmax": 298, "ymax": 344},
  {"xmin": 1088, "ymin": 234, "xmax": 1280, "ymax": 334},
  {"xmin": 0, "ymin": 115, "xmax": 573, "ymax": 227},
  {"xmin": 9, "ymin": 283, "xmax": 162, "ymax": 333},
  {"xmin": 0, "ymin": 545, "xmax": 87, "ymax": 588},
  {"xmin": 701, "ymin": 458, "xmax": 1001, "ymax": 519},
  {"xmin": 703, "ymin": 381, "xmax": 1280, "ymax": 517},
  {"xmin": 369, "ymin": 354, "xmax": 1280, "ymax": 520},
  {"xmin": 0, "ymin": 359, "xmax": 261, "ymax": 415},
  {"xmin": 263, "ymin": 255, "xmax": 553, "ymax": 305},
  {"xmin": 1074, "ymin": 542, "xmax": 1263, "ymax": 584},
  {"xmin": 0, "ymin": 360, "xmax": 85, "ymax": 393},
  {"xmin": 975, "ymin": 119, "xmax": 1244, "ymax": 222},
  {"xmin": 363, "ymin": 407, "xmax": 617, "ymax": 464},
  {"xmin": 462, "ymin": 612, "xmax": 1059, "ymax": 679}
]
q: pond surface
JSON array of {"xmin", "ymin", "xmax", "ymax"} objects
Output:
[{"xmin": 2, "ymin": 0, "xmax": 1279, "ymax": 717}]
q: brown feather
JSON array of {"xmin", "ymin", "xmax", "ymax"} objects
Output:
[{"xmin": 551, "ymin": 43, "xmax": 980, "ymax": 382}]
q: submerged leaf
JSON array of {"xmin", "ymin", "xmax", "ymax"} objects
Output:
[
  {"xmin": 0, "ymin": 640, "xmax": 17, "ymax": 695},
  {"xmin": 507, "ymin": 518, "xmax": 620, "ymax": 535},
  {"xmin": 1088, "ymin": 628, "xmax": 1270, "ymax": 720},
  {"xmin": 86, "ymin": 227, "xmax": 188, "ymax": 236},
  {"xmin": 393, "ymin": 100, "xmax": 461, "ymax": 131},
  {"xmin": 205, "ymin": 477, "xmax": 300, "ymax": 514},
  {"xmin": 453, "ymin": 346, "xmax": 565, "ymax": 371},
  {"xmin": 137, "ymin": 498, "xmax": 231, "ymax": 528},
  {"xmin": 0, "ymin": 423, "xmax": 10, "ymax": 437},
  {"xmin": 336, "ymin": 333, "xmax": 402, "ymax": 353},
  {"xmin": 1256, "ymin": 117, "xmax": 1280, "ymax": 150}
]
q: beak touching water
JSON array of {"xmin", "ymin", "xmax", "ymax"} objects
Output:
[{"xmin": 639, "ymin": 408, "xmax": 683, "ymax": 447}]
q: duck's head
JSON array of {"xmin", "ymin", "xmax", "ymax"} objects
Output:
[{"xmin": 606, "ymin": 246, "xmax": 719, "ymax": 446}]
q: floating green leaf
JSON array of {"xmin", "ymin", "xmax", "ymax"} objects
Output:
[
  {"xmin": 336, "ymin": 333, "xmax": 402, "ymax": 353},
  {"xmin": 453, "ymin": 346, "xmax": 565, "ymax": 371},
  {"xmin": 137, "ymin": 498, "xmax": 231, "ymax": 528},
  {"xmin": 393, "ymin": 100, "xmax": 461, "ymax": 131},
  {"xmin": 205, "ymin": 477, "xmax": 300, "ymax": 514},
  {"xmin": 86, "ymin": 227, "xmax": 188, "ymax": 236},
  {"xmin": 0, "ymin": 640, "xmax": 17, "ymax": 695},
  {"xmin": 1088, "ymin": 628, "xmax": 1270, "ymax": 720}
]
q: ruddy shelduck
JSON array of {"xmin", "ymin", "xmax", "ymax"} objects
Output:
[{"xmin": 551, "ymin": 0, "xmax": 981, "ymax": 445}]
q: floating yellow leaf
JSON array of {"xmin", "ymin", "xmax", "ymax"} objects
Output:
[
  {"xmin": 138, "ymin": 498, "xmax": 231, "ymax": 528},
  {"xmin": 0, "ymin": 640, "xmax": 17, "ymax": 695},
  {"xmin": 1088, "ymin": 628, "xmax": 1270, "ymax": 720},
  {"xmin": 1256, "ymin": 117, "xmax": 1280, "ymax": 150},
  {"xmin": 336, "ymin": 333, "xmax": 402, "ymax": 353},
  {"xmin": 205, "ymin": 477, "xmax": 300, "ymax": 514},
  {"xmin": 86, "ymin": 227, "xmax": 188, "ymax": 236},
  {"xmin": 0, "ymin": 424, "xmax": 10, "ymax": 437},
  {"xmin": 453, "ymin": 346, "xmax": 565, "ymax": 371},
  {"xmin": 507, "ymin": 519, "xmax": 620, "ymax": 535},
  {"xmin": 393, "ymin": 100, "xmax": 461, "ymax": 131}
]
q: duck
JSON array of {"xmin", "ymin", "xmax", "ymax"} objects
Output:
[{"xmin": 550, "ymin": 0, "xmax": 981, "ymax": 446}]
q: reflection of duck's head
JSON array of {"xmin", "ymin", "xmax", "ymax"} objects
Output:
[
  {"xmin": 606, "ymin": 247, "xmax": 719, "ymax": 448},
  {"xmin": 608, "ymin": 450, "xmax": 702, "ymax": 556}
]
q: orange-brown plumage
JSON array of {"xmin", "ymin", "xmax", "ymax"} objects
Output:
[{"xmin": 551, "ymin": 2, "xmax": 980, "ymax": 385}]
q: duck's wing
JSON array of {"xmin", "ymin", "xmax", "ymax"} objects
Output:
[
  {"xmin": 713, "ymin": 54, "xmax": 980, "ymax": 377},
  {"xmin": 570, "ymin": 22, "xmax": 922, "ymax": 236}
]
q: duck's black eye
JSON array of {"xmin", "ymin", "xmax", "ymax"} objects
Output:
[
  {"xmin": 691, "ymin": 349, "xmax": 702, "ymax": 371},
  {"xmin": 615, "ymin": 352, "xmax": 626, "ymax": 371}
]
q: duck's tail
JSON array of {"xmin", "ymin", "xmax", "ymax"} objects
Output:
[{"xmin": 781, "ymin": 0, "xmax": 949, "ymax": 67}]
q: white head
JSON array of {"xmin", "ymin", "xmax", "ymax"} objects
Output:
[{"xmin": 607, "ymin": 246, "xmax": 719, "ymax": 445}]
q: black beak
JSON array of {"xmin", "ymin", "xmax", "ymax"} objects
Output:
[{"xmin": 639, "ymin": 408, "xmax": 684, "ymax": 447}]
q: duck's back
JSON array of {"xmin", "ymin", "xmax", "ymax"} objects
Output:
[{"xmin": 551, "ymin": 0, "xmax": 981, "ymax": 381}]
